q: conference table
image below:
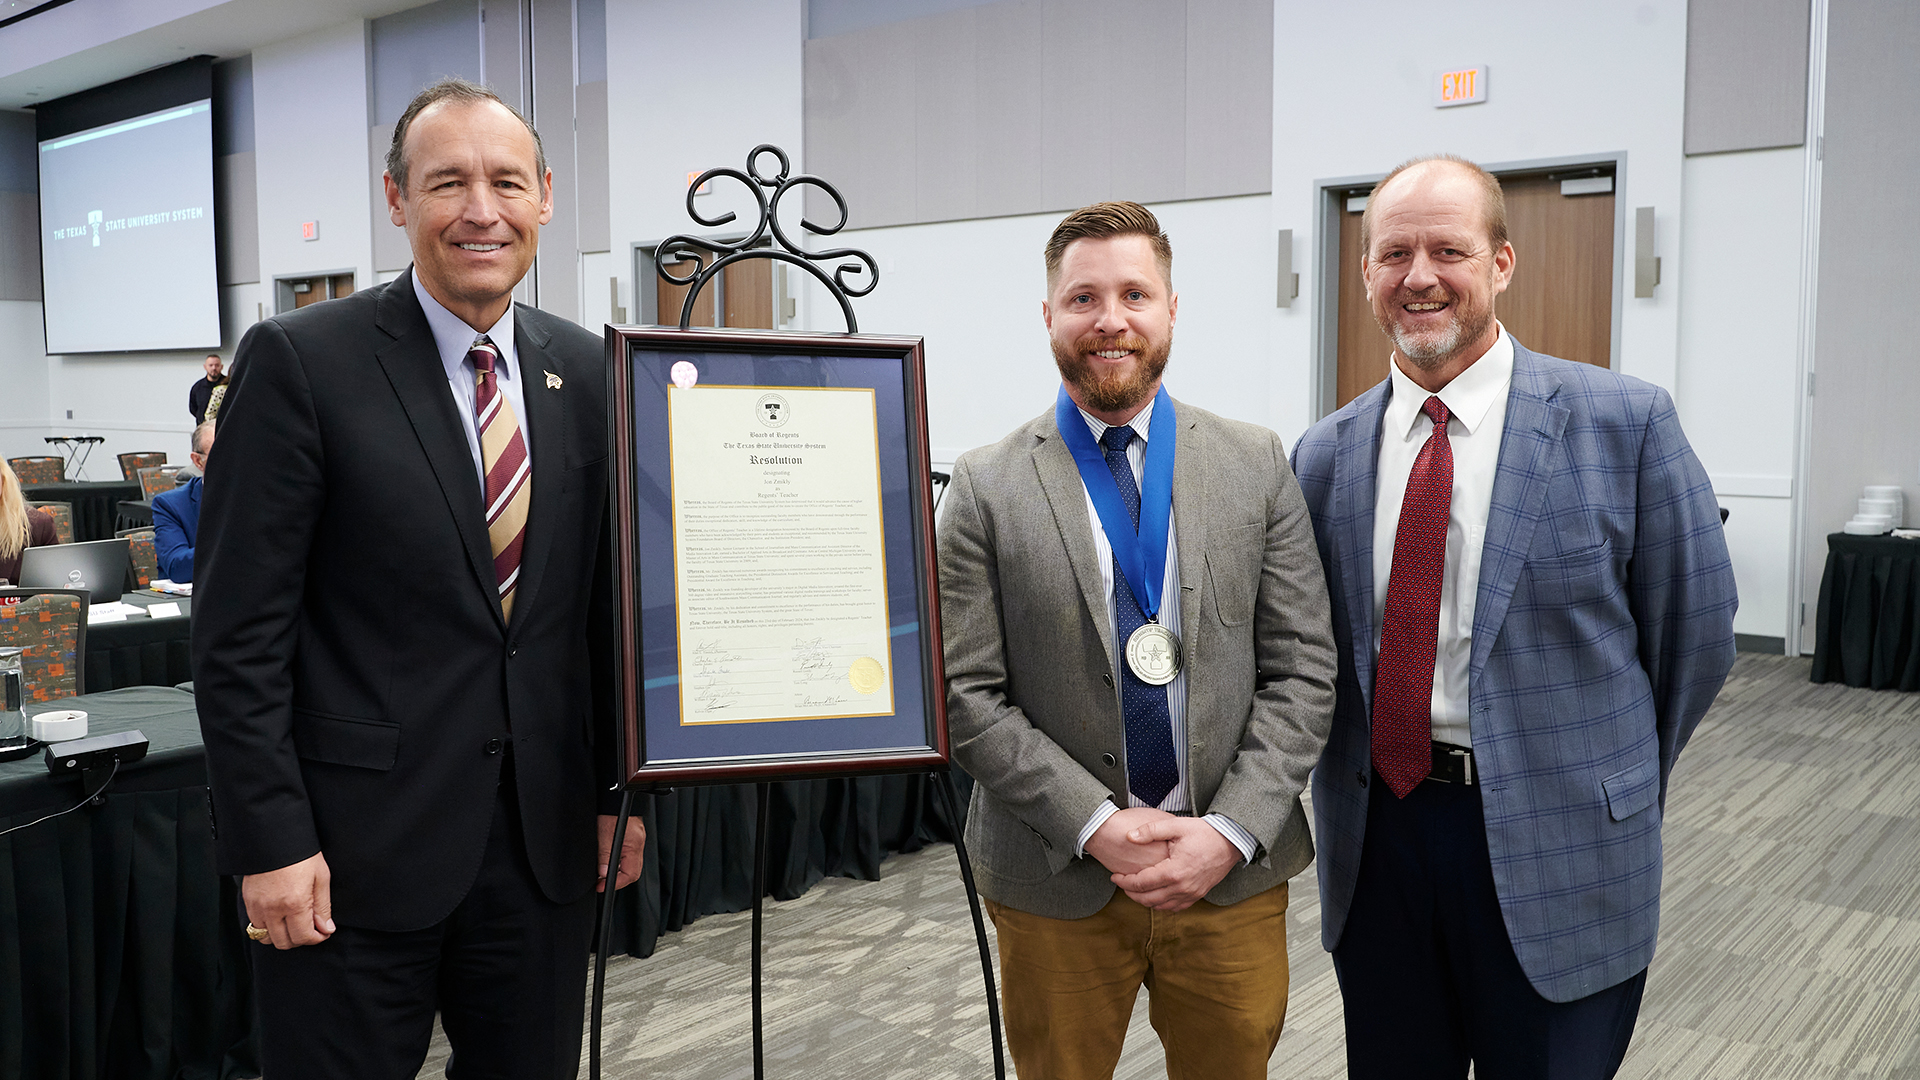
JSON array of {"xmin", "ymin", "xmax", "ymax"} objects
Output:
[
  {"xmin": 1811, "ymin": 531, "xmax": 1920, "ymax": 690},
  {"xmin": 115, "ymin": 500, "xmax": 153, "ymax": 532},
  {"xmin": 0, "ymin": 645, "xmax": 965, "ymax": 1078},
  {"xmin": 21, "ymin": 480, "xmax": 142, "ymax": 543},
  {"xmin": 86, "ymin": 590, "xmax": 195, "ymax": 694},
  {"xmin": 0, "ymin": 687, "xmax": 254, "ymax": 1080}
]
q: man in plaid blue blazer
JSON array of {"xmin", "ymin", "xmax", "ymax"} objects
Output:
[{"xmin": 1291, "ymin": 156, "xmax": 1736, "ymax": 1078}]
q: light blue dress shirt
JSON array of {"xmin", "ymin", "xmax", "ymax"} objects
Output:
[{"xmin": 412, "ymin": 272, "xmax": 532, "ymax": 490}]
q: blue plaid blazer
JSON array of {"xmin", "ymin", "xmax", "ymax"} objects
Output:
[{"xmin": 1290, "ymin": 341, "xmax": 1737, "ymax": 1003}]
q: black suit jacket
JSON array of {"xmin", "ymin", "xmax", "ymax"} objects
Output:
[{"xmin": 192, "ymin": 270, "xmax": 617, "ymax": 931}]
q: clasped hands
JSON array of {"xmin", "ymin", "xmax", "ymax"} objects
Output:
[{"xmin": 1084, "ymin": 806, "xmax": 1241, "ymax": 913}]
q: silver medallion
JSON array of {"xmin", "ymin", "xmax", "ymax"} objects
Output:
[{"xmin": 1124, "ymin": 622, "xmax": 1181, "ymax": 686}]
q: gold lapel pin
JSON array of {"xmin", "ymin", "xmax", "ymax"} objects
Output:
[{"xmin": 545, "ymin": 370, "xmax": 563, "ymax": 389}]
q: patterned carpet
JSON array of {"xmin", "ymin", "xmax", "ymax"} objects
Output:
[{"xmin": 417, "ymin": 653, "xmax": 1920, "ymax": 1078}]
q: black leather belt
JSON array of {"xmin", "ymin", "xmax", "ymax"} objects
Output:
[{"xmin": 1430, "ymin": 742, "xmax": 1476, "ymax": 786}]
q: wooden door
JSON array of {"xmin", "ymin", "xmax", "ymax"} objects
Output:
[
  {"xmin": 656, "ymin": 258, "xmax": 716, "ymax": 327},
  {"xmin": 1496, "ymin": 175, "xmax": 1613, "ymax": 367},
  {"xmin": 652, "ymin": 255, "xmax": 774, "ymax": 328},
  {"xmin": 1332, "ymin": 169, "xmax": 1615, "ymax": 409},
  {"xmin": 292, "ymin": 277, "xmax": 326, "ymax": 309},
  {"xmin": 721, "ymin": 259, "xmax": 773, "ymax": 328},
  {"xmin": 328, "ymin": 273, "xmax": 355, "ymax": 299}
]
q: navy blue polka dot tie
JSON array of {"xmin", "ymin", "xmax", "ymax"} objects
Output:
[{"xmin": 1102, "ymin": 425, "xmax": 1179, "ymax": 808}]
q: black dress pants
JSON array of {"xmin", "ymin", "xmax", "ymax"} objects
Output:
[
  {"xmin": 1332, "ymin": 772, "xmax": 1646, "ymax": 1080},
  {"xmin": 251, "ymin": 762, "xmax": 596, "ymax": 1080}
]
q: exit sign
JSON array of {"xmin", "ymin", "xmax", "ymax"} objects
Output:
[
  {"xmin": 300, "ymin": 220, "xmax": 319, "ymax": 241},
  {"xmin": 1435, "ymin": 65, "xmax": 1488, "ymax": 108}
]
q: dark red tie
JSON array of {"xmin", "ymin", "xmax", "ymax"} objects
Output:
[
  {"xmin": 470, "ymin": 339, "xmax": 531, "ymax": 622},
  {"xmin": 1373, "ymin": 396, "xmax": 1452, "ymax": 798}
]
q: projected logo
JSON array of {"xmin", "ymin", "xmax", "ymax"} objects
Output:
[{"xmin": 51, "ymin": 206, "xmax": 207, "ymax": 247}]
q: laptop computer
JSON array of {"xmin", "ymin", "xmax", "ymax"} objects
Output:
[{"xmin": 18, "ymin": 537, "xmax": 129, "ymax": 601}]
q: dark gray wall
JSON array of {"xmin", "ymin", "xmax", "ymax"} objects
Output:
[
  {"xmin": 0, "ymin": 109, "xmax": 38, "ymax": 301},
  {"xmin": 804, "ymin": 0, "xmax": 1273, "ymax": 229},
  {"xmin": 808, "ymin": 0, "xmax": 999, "ymax": 38},
  {"xmin": 1684, "ymin": 0, "xmax": 1811, "ymax": 155},
  {"xmin": 370, "ymin": 0, "xmax": 484, "ymax": 273},
  {"xmin": 369, "ymin": 0, "xmax": 606, "ymax": 318},
  {"xmin": 214, "ymin": 55, "xmax": 258, "ymax": 286}
]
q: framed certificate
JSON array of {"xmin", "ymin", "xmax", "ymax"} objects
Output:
[{"xmin": 608, "ymin": 326, "xmax": 949, "ymax": 786}]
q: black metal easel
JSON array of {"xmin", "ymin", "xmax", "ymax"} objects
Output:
[
  {"xmin": 591, "ymin": 773, "xmax": 1006, "ymax": 1080},
  {"xmin": 587, "ymin": 144, "xmax": 1003, "ymax": 1080}
]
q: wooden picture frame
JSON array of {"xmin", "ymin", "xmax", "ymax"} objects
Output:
[{"xmin": 606, "ymin": 326, "xmax": 948, "ymax": 787}]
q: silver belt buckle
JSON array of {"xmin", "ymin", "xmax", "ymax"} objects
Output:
[{"xmin": 1430, "ymin": 742, "xmax": 1475, "ymax": 786}]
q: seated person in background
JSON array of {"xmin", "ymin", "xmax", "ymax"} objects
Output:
[
  {"xmin": 154, "ymin": 422, "xmax": 213, "ymax": 582},
  {"xmin": 0, "ymin": 458, "xmax": 58, "ymax": 587}
]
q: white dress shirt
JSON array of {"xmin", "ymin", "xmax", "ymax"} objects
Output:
[
  {"xmin": 413, "ymin": 272, "xmax": 531, "ymax": 490},
  {"xmin": 1371, "ymin": 326, "xmax": 1514, "ymax": 749},
  {"xmin": 1064, "ymin": 395, "xmax": 1257, "ymax": 865}
]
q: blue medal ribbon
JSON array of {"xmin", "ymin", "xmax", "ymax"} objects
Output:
[{"xmin": 1054, "ymin": 383, "xmax": 1177, "ymax": 621}]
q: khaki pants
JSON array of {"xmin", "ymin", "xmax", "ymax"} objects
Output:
[{"xmin": 985, "ymin": 883, "xmax": 1289, "ymax": 1080}]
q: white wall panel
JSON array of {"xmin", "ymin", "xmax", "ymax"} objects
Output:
[
  {"xmin": 605, "ymin": 0, "xmax": 804, "ymax": 280},
  {"xmin": 253, "ymin": 21, "xmax": 375, "ymax": 295},
  {"xmin": 1676, "ymin": 147, "xmax": 1805, "ymax": 641},
  {"xmin": 1270, "ymin": 0, "xmax": 1689, "ymax": 442},
  {"xmin": 840, "ymin": 194, "xmax": 1272, "ymax": 462}
]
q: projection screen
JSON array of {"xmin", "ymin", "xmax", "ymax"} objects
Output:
[{"xmin": 38, "ymin": 98, "xmax": 220, "ymax": 353}]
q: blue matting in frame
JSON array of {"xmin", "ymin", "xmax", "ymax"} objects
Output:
[{"xmin": 626, "ymin": 345, "xmax": 935, "ymax": 765}]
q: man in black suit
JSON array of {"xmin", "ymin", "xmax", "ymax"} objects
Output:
[
  {"xmin": 192, "ymin": 78, "xmax": 642, "ymax": 1079},
  {"xmin": 188, "ymin": 352, "xmax": 225, "ymax": 424}
]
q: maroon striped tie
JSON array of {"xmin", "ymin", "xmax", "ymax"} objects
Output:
[
  {"xmin": 470, "ymin": 339, "xmax": 531, "ymax": 622},
  {"xmin": 1373, "ymin": 395, "xmax": 1452, "ymax": 798}
]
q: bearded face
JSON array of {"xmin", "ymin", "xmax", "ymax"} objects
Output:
[
  {"xmin": 1361, "ymin": 162, "xmax": 1515, "ymax": 386},
  {"xmin": 1371, "ymin": 272, "xmax": 1497, "ymax": 373},
  {"xmin": 1043, "ymin": 234, "xmax": 1178, "ymax": 420},
  {"xmin": 1051, "ymin": 328, "xmax": 1172, "ymax": 415}
]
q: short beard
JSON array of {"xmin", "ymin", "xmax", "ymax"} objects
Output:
[
  {"xmin": 1051, "ymin": 331, "xmax": 1172, "ymax": 414},
  {"xmin": 1376, "ymin": 290, "xmax": 1496, "ymax": 374}
]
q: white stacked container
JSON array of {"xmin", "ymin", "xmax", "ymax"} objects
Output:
[{"xmin": 1845, "ymin": 485, "xmax": 1905, "ymax": 534}]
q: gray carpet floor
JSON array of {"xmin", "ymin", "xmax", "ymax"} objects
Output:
[{"xmin": 417, "ymin": 653, "xmax": 1920, "ymax": 1078}]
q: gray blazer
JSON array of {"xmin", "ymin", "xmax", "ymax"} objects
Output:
[{"xmin": 939, "ymin": 397, "xmax": 1337, "ymax": 919}]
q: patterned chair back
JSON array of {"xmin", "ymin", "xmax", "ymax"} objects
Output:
[
  {"xmin": 0, "ymin": 588, "xmax": 87, "ymax": 703},
  {"xmin": 117, "ymin": 452, "xmax": 167, "ymax": 481},
  {"xmin": 6, "ymin": 456, "xmax": 63, "ymax": 484},
  {"xmin": 136, "ymin": 466, "xmax": 178, "ymax": 502},
  {"xmin": 124, "ymin": 530, "xmax": 158, "ymax": 589},
  {"xmin": 26, "ymin": 502, "xmax": 74, "ymax": 545}
]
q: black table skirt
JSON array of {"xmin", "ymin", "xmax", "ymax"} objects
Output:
[
  {"xmin": 86, "ymin": 595, "xmax": 194, "ymax": 694},
  {"xmin": 1812, "ymin": 532, "xmax": 1920, "ymax": 690},
  {"xmin": 0, "ymin": 688, "xmax": 257, "ymax": 1080},
  {"xmin": 607, "ymin": 772, "xmax": 968, "ymax": 959},
  {"xmin": 117, "ymin": 500, "xmax": 154, "ymax": 532},
  {"xmin": 21, "ymin": 481, "xmax": 142, "ymax": 543},
  {"xmin": 1, "ymin": 684, "xmax": 968, "ymax": 1076}
]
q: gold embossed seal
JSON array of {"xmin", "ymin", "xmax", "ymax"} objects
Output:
[{"xmin": 848, "ymin": 657, "xmax": 885, "ymax": 694}]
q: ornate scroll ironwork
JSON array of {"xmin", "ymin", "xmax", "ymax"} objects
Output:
[{"xmin": 653, "ymin": 144, "xmax": 878, "ymax": 333}]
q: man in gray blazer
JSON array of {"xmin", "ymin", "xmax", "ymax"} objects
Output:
[
  {"xmin": 939, "ymin": 201, "xmax": 1337, "ymax": 1080},
  {"xmin": 1291, "ymin": 156, "xmax": 1736, "ymax": 1078}
]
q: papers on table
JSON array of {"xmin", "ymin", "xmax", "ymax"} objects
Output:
[
  {"xmin": 149, "ymin": 579, "xmax": 193, "ymax": 596},
  {"xmin": 88, "ymin": 601, "xmax": 147, "ymax": 623}
]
